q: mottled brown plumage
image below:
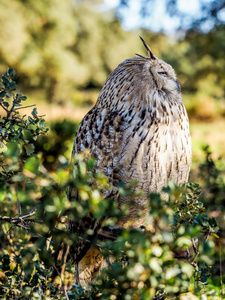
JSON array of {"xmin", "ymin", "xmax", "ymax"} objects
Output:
[{"xmin": 71, "ymin": 37, "xmax": 192, "ymax": 286}]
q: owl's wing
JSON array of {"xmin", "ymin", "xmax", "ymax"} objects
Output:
[
  {"xmin": 72, "ymin": 105, "xmax": 125, "ymax": 193},
  {"xmin": 69, "ymin": 104, "xmax": 124, "ymax": 266}
]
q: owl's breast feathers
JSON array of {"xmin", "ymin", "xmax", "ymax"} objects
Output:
[{"xmin": 73, "ymin": 75, "xmax": 191, "ymax": 226}]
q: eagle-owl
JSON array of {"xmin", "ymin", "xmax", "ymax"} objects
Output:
[{"xmin": 70, "ymin": 37, "xmax": 192, "ymax": 286}]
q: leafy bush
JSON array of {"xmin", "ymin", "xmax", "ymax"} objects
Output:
[
  {"xmin": 0, "ymin": 69, "xmax": 223, "ymax": 299},
  {"xmin": 26, "ymin": 119, "xmax": 79, "ymax": 171},
  {"xmin": 198, "ymin": 146, "xmax": 225, "ymax": 209}
]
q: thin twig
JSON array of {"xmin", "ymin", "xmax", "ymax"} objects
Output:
[
  {"xmin": 0, "ymin": 103, "xmax": 8, "ymax": 112},
  {"xmin": 15, "ymin": 104, "xmax": 36, "ymax": 110},
  {"xmin": 61, "ymin": 244, "xmax": 70, "ymax": 281},
  {"xmin": 53, "ymin": 264, "xmax": 69, "ymax": 300},
  {"xmin": 0, "ymin": 208, "xmax": 38, "ymax": 230},
  {"xmin": 16, "ymin": 190, "xmax": 22, "ymax": 215}
]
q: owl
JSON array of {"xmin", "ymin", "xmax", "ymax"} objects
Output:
[{"xmin": 70, "ymin": 37, "xmax": 192, "ymax": 287}]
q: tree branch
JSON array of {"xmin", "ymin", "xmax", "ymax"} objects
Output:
[
  {"xmin": 15, "ymin": 104, "xmax": 36, "ymax": 110},
  {"xmin": 0, "ymin": 208, "xmax": 38, "ymax": 230}
]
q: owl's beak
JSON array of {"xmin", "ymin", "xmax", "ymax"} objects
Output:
[{"xmin": 139, "ymin": 36, "xmax": 156, "ymax": 60}]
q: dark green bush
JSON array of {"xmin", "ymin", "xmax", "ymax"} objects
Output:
[{"xmin": 27, "ymin": 119, "xmax": 79, "ymax": 171}]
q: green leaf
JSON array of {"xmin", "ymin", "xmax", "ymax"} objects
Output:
[
  {"xmin": 0, "ymin": 127, "xmax": 8, "ymax": 136},
  {"xmin": 13, "ymin": 100, "xmax": 22, "ymax": 107},
  {"xmin": 4, "ymin": 141, "xmax": 20, "ymax": 157},
  {"xmin": 3, "ymin": 101, "xmax": 9, "ymax": 107},
  {"xmin": 2, "ymin": 75, "xmax": 10, "ymax": 85},
  {"xmin": 7, "ymin": 68, "xmax": 15, "ymax": 76},
  {"xmin": 212, "ymin": 233, "xmax": 219, "ymax": 238},
  {"xmin": 11, "ymin": 173, "xmax": 26, "ymax": 182},
  {"xmin": 24, "ymin": 156, "xmax": 39, "ymax": 173},
  {"xmin": 17, "ymin": 94, "xmax": 27, "ymax": 101},
  {"xmin": 12, "ymin": 74, "xmax": 19, "ymax": 80},
  {"xmin": 28, "ymin": 116, "xmax": 35, "ymax": 124},
  {"xmin": 37, "ymin": 273, "xmax": 45, "ymax": 281},
  {"xmin": 38, "ymin": 119, "xmax": 46, "ymax": 128},
  {"xmin": 32, "ymin": 108, "xmax": 37, "ymax": 117},
  {"xmin": 10, "ymin": 84, "xmax": 17, "ymax": 90},
  {"xmin": 24, "ymin": 143, "xmax": 35, "ymax": 156}
]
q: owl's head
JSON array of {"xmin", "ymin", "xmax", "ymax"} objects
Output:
[
  {"xmin": 133, "ymin": 37, "xmax": 181, "ymax": 94},
  {"xmin": 98, "ymin": 37, "xmax": 181, "ymax": 106}
]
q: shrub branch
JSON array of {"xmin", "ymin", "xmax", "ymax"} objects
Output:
[{"xmin": 0, "ymin": 208, "xmax": 38, "ymax": 230}]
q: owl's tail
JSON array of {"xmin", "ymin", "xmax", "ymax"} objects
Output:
[{"xmin": 77, "ymin": 247, "xmax": 105, "ymax": 288}]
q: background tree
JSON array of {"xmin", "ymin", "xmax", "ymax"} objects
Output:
[{"xmin": 117, "ymin": 0, "xmax": 225, "ymax": 31}]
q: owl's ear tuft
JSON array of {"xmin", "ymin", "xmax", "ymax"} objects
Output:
[
  {"xmin": 139, "ymin": 36, "xmax": 156, "ymax": 60},
  {"xmin": 135, "ymin": 53, "xmax": 148, "ymax": 59}
]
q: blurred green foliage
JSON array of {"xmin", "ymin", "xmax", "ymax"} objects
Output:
[
  {"xmin": 0, "ymin": 0, "xmax": 140, "ymax": 103},
  {"xmin": 26, "ymin": 119, "xmax": 79, "ymax": 171},
  {"xmin": 0, "ymin": 1, "xmax": 224, "ymax": 121},
  {"xmin": 198, "ymin": 146, "xmax": 225, "ymax": 209},
  {"xmin": 0, "ymin": 69, "xmax": 224, "ymax": 299}
]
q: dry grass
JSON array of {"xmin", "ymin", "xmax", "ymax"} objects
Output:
[
  {"xmin": 36, "ymin": 101, "xmax": 91, "ymax": 122},
  {"xmin": 190, "ymin": 120, "xmax": 225, "ymax": 167},
  {"xmin": 17, "ymin": 99, "xmax": 92, "ymax": 122}
]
